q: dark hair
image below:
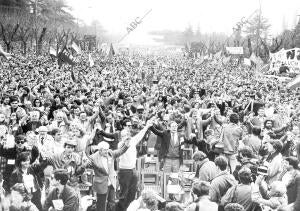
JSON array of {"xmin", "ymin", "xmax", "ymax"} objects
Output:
[
  {"xmin": 15, "ymin": 135, "xmax": 26, "ymax": 142},
  {"xmin": 224, "ymin": 203, "xmax": 245, "ymax": 211},
  {"xmin": 33, "ymin": 98, "xmax": 43, "ymax": 107},
  {"xmin": 53, "ymin": 169, "xmax": 69, "ymax": 185},
  {"xmin": 192, "ymin": 180, "xmax": 210, "ymax": 197},
  {"xmin": 264, "ymin": 119, "xmax": 274, "ymax": 128},
  {"xmin": 238, "ymin": 147, "xmax": 254, "ymax": 158},
  {"xmin": 214, "ymin": 156, "xmax": 228, "ymax": 171},
  {"xmin": 285, "ymin": 157, "xmax": 299, "ymax": 169},
  {"xmin": 252, "ymin": 126, "xmax": 261, "ymax": 136},
  {"xmin": 229, "ymin": 113, "xmax": 239, "ymax": 124},
  {"xmin": 50, "ymin": 128, "xmax": 61, "ymax": 136},
  {"xmin": 16, "ymin": 151, "xmax": 31, "ymax": 168}
]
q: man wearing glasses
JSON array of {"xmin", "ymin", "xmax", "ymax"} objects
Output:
[{"xmin": 0, "ymin": 135, "xmax": 39, "ymax": 192}]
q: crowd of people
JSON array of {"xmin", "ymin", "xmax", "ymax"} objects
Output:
[{"xmin": 0, "ymin": 49, "xmax": 300, "ymax": 211}]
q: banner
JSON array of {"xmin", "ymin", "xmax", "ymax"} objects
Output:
[
  {"xmin": 58, "ymin": 47, "xmax": 77, "ymax": 66},
  {"xmin": 226, "ymin": 47, "xmax": 243, "ymax": 55},
  {"xmin": 269, "ymin": 48, "xmax": 300, "ymax": 73}
]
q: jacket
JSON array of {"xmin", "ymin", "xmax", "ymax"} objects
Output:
[
  {"xmin": 10, "ymin": 163, "xmax": 47, "ymax": 192},
  {"xmin": 183, "ymin": 116, "xmax": 212, "ymax": 141},
  {"xmin": 195, "ymin": 158, "xmax": 218, "ymax": 182},
  {"xmin": 221, "ymin": 184, "xmax": 260, "ymax": 211},
  {"xmin": 43, "ymin": 185, "xmax": 80, "ymax": 211},
  {"xmin": 0, "ymin": 144, "xmax": 39, "ymax": 192},
  {"xmin": 149, "ymin": 125, "xmax": 185, "ymax": 163},
  {"xmin": 209, "ymin": 171, "xmax": 237, "ymax": 203},
  {"xmin": 221, "ymin": 123, "xmax": 243, "ymax": 154},
  {"xmin": 84, "ymin": 143, "xmax": 128, "ymax": 194}
]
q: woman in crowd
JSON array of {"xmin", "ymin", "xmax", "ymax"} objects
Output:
[{"xmin": 10, "ymin": 152, "xmax": 47, "ymax": 210}]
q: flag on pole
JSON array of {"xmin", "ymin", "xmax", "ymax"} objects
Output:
[
  {"xmin": 58, "ymin": 47, "xmax": 77, "ymax": 66},
  {"xmin": 71, "ymin": 42, "xmax": 82, "ymax": 54},
  {"xmin": 244, "ymin": 58, "xmax": 252, "ymax": 66},
  {"xmin": 287, "ymin": 76, "xmax": 300, "ymax": 90},
  {"xmin": 89, "ymin": 54, "xmax": 94, "ymax": 67},
  {"xmin": 0, "ymin": 44, "xmax": 11, "ymax": 59},
  {"xmin": 49, "ymin": 47, "xmax": 57, "ymax": 57},
  {"xmin": 108, "ymin": 43, "xmax": 115, "ymax": 59}
]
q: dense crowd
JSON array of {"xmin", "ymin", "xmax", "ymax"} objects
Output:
[{"xmin": 0, "ymin": 50, "xmax": 300, "ymax": 211}]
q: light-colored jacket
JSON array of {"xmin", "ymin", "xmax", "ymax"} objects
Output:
[{"xmin": 86, "ymin": 144, "xmax": 128, "ymax": 194}]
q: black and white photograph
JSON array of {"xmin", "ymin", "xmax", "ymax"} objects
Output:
[{"xmin": 1, "ymin": 0, "xmax": 300, "ymax": 211}]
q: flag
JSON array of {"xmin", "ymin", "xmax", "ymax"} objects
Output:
[
  {"xmin": 71, "ymin": 42, "xmax": 81, "ymax": 54},
  {"xmin": 89, "ymin": 54, "xmax": 94, "ymax": 67},
  {"xmin": 58, "ymin": 47, "xmax": 77, "ymax": 66},
  {"xmin": 250, "ymin": 53, "xmax": 263, "ymax": 66},
  {"xmin": 287, "ymin": 76, "xmax": 300, "ymax": 90},
  {"xmin": 244, "ymin": 58, "xmax": 252, "ymax": 66},
  {"xmin": 0, "ymin": 44, "xmax": 11, "ymax": 59},
  {"xmin": 108, "ymin": 43, "xmax": 115, "ymax": 59},
  {"xmin": 49, "ymin": 47, "xmax": 57, "ymax": 57}
]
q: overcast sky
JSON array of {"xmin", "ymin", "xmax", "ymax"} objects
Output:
[{"xmin": 67, "ymin": 0, "xmax": 300, "ymax": 46}]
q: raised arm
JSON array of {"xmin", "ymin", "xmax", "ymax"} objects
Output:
[
  {"xmin": 130, "ymin": 120, "xmax": 153, "ymax": 146},
  {"xmin": 149, "ymin": 124, "xmax": 164, "ymax": 137}
]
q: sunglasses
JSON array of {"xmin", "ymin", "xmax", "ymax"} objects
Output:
[{"xmin": 16, "ymin": 140, "xmax": 26, "ymax": 144}]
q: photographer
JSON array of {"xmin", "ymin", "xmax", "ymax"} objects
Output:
[{"xmin": 221, "ymin": 167, "xmax": 261, "ymax": 211}]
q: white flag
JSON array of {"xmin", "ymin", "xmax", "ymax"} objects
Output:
[
  {"xmin": 0, "ymin": 44, "xmax": 11, "ymax": 59},
  {"xmin": 71, "ymin": 42, "xmax": 82, "ymax": 54},
  {"xmin": 89, "ymin": 54, "xmax": 94, "ymax": 67},
  {"xmin": 244, "ymin": 58, "xmax": 252, "ymax": 66},
  {"xmin": 49, "ymin": 47, "xmax": 57, "ymax": 57}
]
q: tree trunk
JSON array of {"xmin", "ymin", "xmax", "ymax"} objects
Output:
[
  {"xmin": 5, "ymin": 42, "xmax": 10, "ymax": 52},
  {"xmin": 37, "ymin": 27, "xmax": 47, "ymax": 55},
  {"xmin": 22, "ymin": 41, "xmax": 27, "ymax": 55}
]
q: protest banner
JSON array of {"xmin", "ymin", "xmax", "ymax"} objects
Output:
[
  {"xmin": 226, "ymin": 47, "xmax": 243, "ymax": 55},
  {"xmin": 269, "ymin": 48, "xmax": 300, "ymax": 74}
]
